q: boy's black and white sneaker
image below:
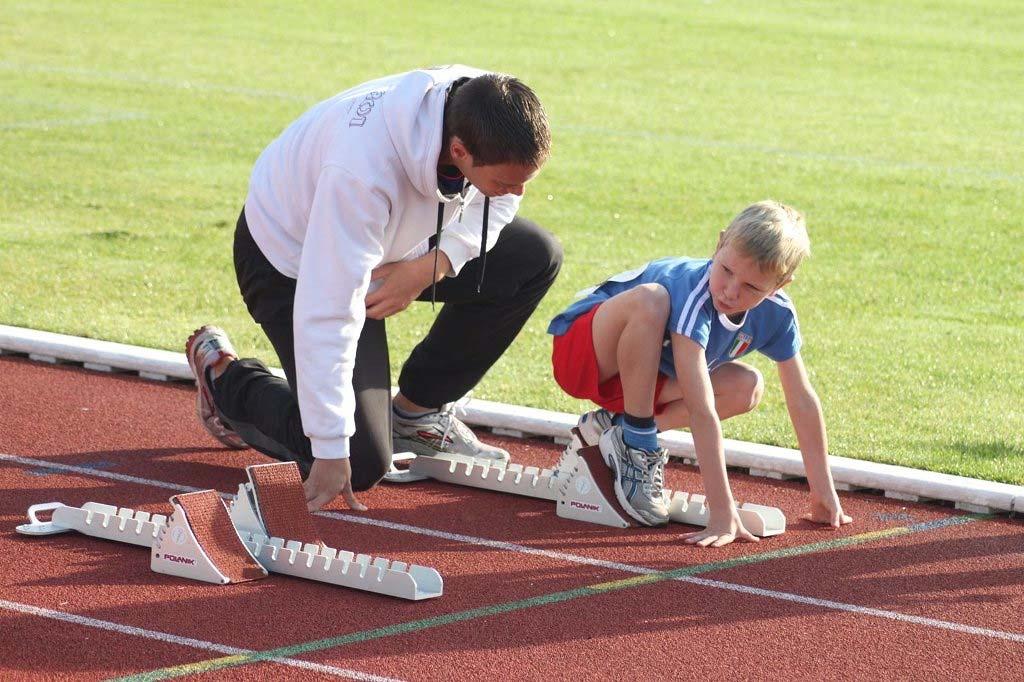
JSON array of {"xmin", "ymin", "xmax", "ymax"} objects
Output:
[
  {"xmin": 392, "ymin": 403, "xmax": 510, "ymax": 462},
  {"xmin": 185, "ymin": 325, "xmax": 248, "ymax": 450},
  {"xmin": 599, "ymin": 426, "xmax": 669, "ymax": 526}
]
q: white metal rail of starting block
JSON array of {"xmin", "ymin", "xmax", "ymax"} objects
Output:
[
  {"xmin": 16, "ymin": 502, "xmax": 167, "ymax": 547},
  {"xmin": 16, "ymin": 484, "xmax": 444, "ymax": 600},
  {"xmin": 407, "ymin": 454, "xmax": 562, "ymax": 502},
  {"xmin": 15, "ymin": 499, "xmax": 260, "ymax": 585},
  {"xmin": 230, "ymin": 477, "xmax": 443, "ymax": 600},
  {"xmin": 400, "ymin": 434, "xmax": 786, "ymax": 536}
]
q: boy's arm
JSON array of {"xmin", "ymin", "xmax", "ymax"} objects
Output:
[
  {"xmin": 776, "ymin": 353, "xmax": 852, "ymax": 528},
  {"xmin": 671, "ymin": 333, "xmax": 758, "ymax": 547}
]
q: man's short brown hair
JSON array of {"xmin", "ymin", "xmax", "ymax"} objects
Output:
[{"xmin": 445, "ymin": 74, "xmax": 550, "ymax": 167}]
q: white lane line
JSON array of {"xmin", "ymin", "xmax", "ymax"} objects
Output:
[
  {"xmin": 0, "ymin": 599, "xmax": 402, "ymax": 681},
  {"xmin": 682, "ymin": 577, "xmax": 1024, "ymax": 643},
  {"xmin": 4, "ymin": 452, "xmax": 1023, "ymax": 645},
  {"xmin": 1, "ymin": 453, "xmax": 206, "ymax": 493}
]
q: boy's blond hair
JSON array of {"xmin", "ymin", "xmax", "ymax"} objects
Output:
[{"xmin": 720, "ymin": 200, "xmax": 810, "ymax": 282}]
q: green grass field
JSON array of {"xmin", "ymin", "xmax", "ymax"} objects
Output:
[{"xmin": 1, "ymin": 1, "xmax": 1021, "ymax": 483}]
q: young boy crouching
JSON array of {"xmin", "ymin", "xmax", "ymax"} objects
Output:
[{"xmin": 548, "ymin": 200, "xmax": 852, "ymax": 547}]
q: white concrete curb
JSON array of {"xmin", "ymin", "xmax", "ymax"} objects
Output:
[{"xmin": 2, "ymin": 324, "xmax": 1021, "ymax": 514}]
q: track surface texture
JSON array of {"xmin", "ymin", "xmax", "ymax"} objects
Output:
[{"xmin": 1, "ymin": 356, "xmax": 1022, "ymax": 680}]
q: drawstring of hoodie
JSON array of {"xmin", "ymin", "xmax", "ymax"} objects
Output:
[
  {"xmin": 430, "ymin": 193, "xmax": 490, "ymax": 308},
  {"xmin": 478, "ymin": 196, "xmax": 489, "ymax": 293}
]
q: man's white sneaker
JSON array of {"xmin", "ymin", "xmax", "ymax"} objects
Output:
[
  {"xmin": 392, "ymin": 404, "xmax": 510, "ymax": 461},
  {"xmin": 185, "ymin": 326, "xmax": 248, "ymax": 450}
]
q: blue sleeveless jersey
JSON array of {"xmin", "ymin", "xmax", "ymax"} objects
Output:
[{"xmin": 548, "ymin": 257, "xmax": 801, "ymax": 377}]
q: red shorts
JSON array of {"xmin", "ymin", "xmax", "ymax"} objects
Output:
[{"xmin": 551, "ymin": 304, "xmax": 669, "ymax": 415}]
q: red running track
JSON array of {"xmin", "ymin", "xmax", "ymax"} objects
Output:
[{"xmin": 1, "ymin": 355, "xmax": 1022, "ymax": 680}]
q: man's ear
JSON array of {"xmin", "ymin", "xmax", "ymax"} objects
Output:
[{"xmin": 449, "ymin": 136, "xmax": 472, "ymax": 164}]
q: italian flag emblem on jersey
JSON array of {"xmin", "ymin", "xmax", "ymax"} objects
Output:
[{"xmin": 728, "ymin": 333, "xmax": 753, "ymax": 358}]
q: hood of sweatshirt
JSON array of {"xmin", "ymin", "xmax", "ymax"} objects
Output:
[{"xmin": 381, "ymin": 65, "xmax": 487, "ymax": 199}]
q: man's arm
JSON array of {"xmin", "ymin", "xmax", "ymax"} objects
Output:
[
  {"xmin": 437, "ymin": 192, "xmax": 520, "ymax": 274},
  {"xmin": 294, "ymin": 165, "xmax": 388, "ymax": 510},
  {"xmin": 671, "ymin": 333, "xmax": 758, "ymax": 547},
  {"xmin": 363, "ymin": 190, "xmax": 518, "ymax": 318},
  {"xmin": 776, "ymin": 353, "xmax": 852, "ymax": 528},
  {"xmin": 364, "ymin": 250, "xmax": 451, "ymax": 320}
]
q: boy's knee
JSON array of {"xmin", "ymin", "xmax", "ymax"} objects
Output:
[
  {"xmin": 744, "ymin": 367, "xmax": 765, "ymax": 412},
  {"xmin": 631, "ymin": 284, "xmax": 671, "ymax": 324}
]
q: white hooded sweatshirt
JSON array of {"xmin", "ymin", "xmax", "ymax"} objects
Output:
[{"xmin": 244, "ymin": 66, "xmax": 521, "ymax": 460}]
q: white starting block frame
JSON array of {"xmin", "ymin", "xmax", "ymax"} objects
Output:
[
  {"xmin": 16, "ymin": 477, "xmax": 444, "ymax": 600},
  {"xmin": 404, "ymin": 433, "xmax": 786, "ymax": 536},
  {"xmin": 229, "ymin": 476, "xmax": 443, "ymax": 601},
  {"xmin": 407, "ymin": 447, "xmax": 628, "ymax": 528},
  {"xmin": 407, "ymin": 455, "xmax": 561, "ymax": 501},
  {"xmin": 15, "ymin": 499, "xmax": 257, "ymax": 585},
  {"xmin": 17, "ymin": 502, "xmax": 167, "ymax": 547}
]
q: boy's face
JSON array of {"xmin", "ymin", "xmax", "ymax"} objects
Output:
[
  {"xmin": 448, "ymin": 137, "xmax": 541, "ymax": 197},
  {"xmin": 709, "ymin": 241, "xmax": 791, "ymax": 316}
]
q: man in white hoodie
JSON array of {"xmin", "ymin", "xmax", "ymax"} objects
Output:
[{"xmin": 185, "ymin": 66, "xmax": 559, "ymax": 512}]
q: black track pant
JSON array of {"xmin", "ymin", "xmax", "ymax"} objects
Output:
[{"xmin": 211, "ymin": 207, "xmax": 563, "ymax": 490}]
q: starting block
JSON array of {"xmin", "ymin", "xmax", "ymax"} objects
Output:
[
  {"xmin": 16, "ymin": 494, "xmax": 266, "ymax": 585},
  {"xmin": 554, "ymin": 444, "xmax": 630, "ymax": 528},
  {"xmin": 400, "ymin": 429, "xmax": 787, "ymax": 536},
  {"xmin": 405, "ymin": 437, "xmax": 630, "ymax": 528},
  {"xmin": 152, "ymin": 491, "xmax": 266, "ymax": 584},
  {"xmin": 230, "ymin": 462, "xmax": 443, "ymax": 600},
  {"xmin": 16, "ymin": 462, "xmax": 444, "ymax": 600},
  {"xmin": 564, "ymin": 429, "xmax": 784, "ymax": 535}
]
